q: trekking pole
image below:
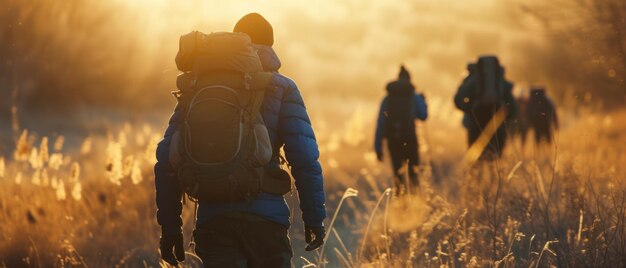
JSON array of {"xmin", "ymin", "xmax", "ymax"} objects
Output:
[
  {"xmin": 416, "ymin": 92, "xmax": 441, "ymax": 184},
  {"xmin": 420, "ymin": 120, "xmax": 440, "ymax": 183}
]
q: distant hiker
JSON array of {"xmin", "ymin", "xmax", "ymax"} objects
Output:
[
  {"xmin": 155, "ymin": 13, "xmax": 326, "ymax": 267},
  {"xmin": 507, "ymin": 93, "xmax": 529, "ymax": 145},
  {"xmin": 526, "ymin": 87, "xmax": 558, "ymax": 144},
  {"xmin": 374, "ymin": 65, "xmax": 428, "ymax": 194},
  {"xmin": 454, "ymin": 56, "xmax": 516, "ymax": 160}
]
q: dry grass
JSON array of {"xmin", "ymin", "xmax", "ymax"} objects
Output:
[
  {"xmin": 1, "ymin": 0, "xmax": 624, "ymax": 267},
  {"xmin": 1, "ymin": 105, "xmax": 625, "ymax": 267}
]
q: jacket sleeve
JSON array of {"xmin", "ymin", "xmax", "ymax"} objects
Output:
[
  {"xmin": 454, "ymin": 76, "xmax": 476, "ymax": 111},
  {"xmin": 154, "ymin": 105, "xmax": 184, "ymax": 235},
  {"xmin": 278, "ymin": 81, "xmax": 326, "ymax": 228},
  {"xmin": 413, "ymin": 94, "xmax": 428, "ymax": 120},
  {"xmin": 374, "ymin": 98, "xmax": 388, "ymax": 154}
]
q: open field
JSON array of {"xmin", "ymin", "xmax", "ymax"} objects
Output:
[
  {"xmin": 1, "ymin": 101, "xmax": 625, "ymax": 267},
  {"xmin": 1, "ymin": 0, "xmax": 624, "ymax": 267}
]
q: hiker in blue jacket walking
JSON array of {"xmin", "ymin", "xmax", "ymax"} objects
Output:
[
  {"xmin": 155, "ymin": 13, "xmax": 326, "ymax": 267},
  {"xmin": 374, "ymin": 65, "xmax": 428, "ymax": 194}
]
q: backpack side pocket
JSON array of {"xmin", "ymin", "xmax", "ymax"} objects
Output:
[{"xmin": 251, "ymin": 115, "xmax": 272, "ymax": 166}]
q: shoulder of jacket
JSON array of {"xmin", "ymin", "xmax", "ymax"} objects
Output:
[
  {"xmin": 272, "ymin": 73, "xmax": 297, "ymax": 87},
  {"xmin": 270, "ymin": 73, "xmax": 300, "ymax": 96}
]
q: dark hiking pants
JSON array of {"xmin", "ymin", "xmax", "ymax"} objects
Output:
[
  {"xmin": 387, "ymin": 137, "xmax": 419, "ymax": 193},
  {"xmin": 193, "ymin": 212, "xmax": 292, "ymax": 268},
  {"xmin": 532, "ymin": 124, "xmax": 552, "ymax": 144}
]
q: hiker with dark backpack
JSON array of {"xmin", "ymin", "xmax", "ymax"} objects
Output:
[
  {"xmin": 155, "ymin": 13, "xmax": 326, "ymax": 267},
  {"xmin": 374, "ymin": 65, "xmax": 428, "ymax": 195},
  {"xmin": 454, "ymin": 56, "xmax": 517, "ymax": 161},
  {"xmin": 526, "ymin": 87, "xmax": 558, "ymax": 144},
  {"xmin": 507, "ymin": 93, "xmax": 529, "ymax": 146}
]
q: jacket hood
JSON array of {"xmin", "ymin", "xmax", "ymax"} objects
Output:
[
  {"xmin": 254, "ymin": 44, "xmax": 281, "ymax": 72},
  {"xmin": 386, "ymin": 79, "xmax": 414, "ymax": 96}
]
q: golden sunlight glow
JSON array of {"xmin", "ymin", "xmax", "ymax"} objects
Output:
[
  {"xmin": 61, "ymin": 0, "xmax": 532, "ymax": 100},
  {"xmin": 3, "ymin": 1, "xmax": 624, "ymax": 265}
]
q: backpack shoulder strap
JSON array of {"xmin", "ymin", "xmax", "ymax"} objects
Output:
[
  {"xmin": 250, "ymin": 72, "xmax": 274, "ymax": 91},
  {"xmin": 249, "ymin": 72, "xmax": 274, "ymax": 116}
]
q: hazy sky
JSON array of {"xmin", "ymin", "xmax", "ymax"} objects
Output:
[
  {"xmin": 2, "ymin": 0, "xmax": 566, "ymax": 119},
  {"xmin": 107, "ymin": 0, "xmax": 545, "ymax": 101}
]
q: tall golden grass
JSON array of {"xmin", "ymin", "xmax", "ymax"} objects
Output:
[
  {"xmin": 1, "ymin": 0, "xmax": 624, "ymax": 267},
  {"xmin": 1, "ymin": 103, "xmax": 625, "ymax": 267}
]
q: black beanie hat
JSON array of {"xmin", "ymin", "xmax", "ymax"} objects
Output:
[
  {"xmin": 399, "ymin": 65, "xmax": 411, "ymax": 80},
  {"xmin": 233, "ymin": 13, "xmax": 274, "ymax": 46}
]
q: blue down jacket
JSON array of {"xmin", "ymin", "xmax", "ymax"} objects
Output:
[
  {"xmin": 154, "ymin": 45, "xmax": 326, "ymax": 235},
  {"xmin": 374, "ymin": 93, "xmax": 428, "ymax": 155}
]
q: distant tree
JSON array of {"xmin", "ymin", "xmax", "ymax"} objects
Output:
[
  {"xmin": 0, "ymin": 0, "xmax": 173, "ymax": 114},
  {"xmin": 519, "ymin": 0, "xmax": 625, "ymax": 107}
]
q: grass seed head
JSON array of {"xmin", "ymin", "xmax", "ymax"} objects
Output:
[
  {"xmin": 39, "ymin": 136, "xmax": 50, "ymax": 164},
  {"xmin": 70, "ymin": 162, "xmax": 80, "ymax": 183},
  {"xmin": 105, "ymin": 141, "xmax": 123, "ymax": 185},
  {"xmin": 80, "ymin": 137, "xmax": 93, "ymax": 155},
  {"xmin": 0, "ymin": 157, "xmax": 5, "ymax": 178},
  {"xmin": 56, "ymin": 180, "xmax": 66, "ymax": 201},
  {"xmin": 71, "ymin": 183, "xmax": 82, "ymax": 201},
  {"xmin": 54, "ymin": 136, "xmax": 65, "ymax": 152},
  {"xmin": 15, "ymin": 172, "xmax": 22, "ymax": 184},
  {"xmin": 14, "ymin": 129, "xmax": 30, "ymax": 161}
]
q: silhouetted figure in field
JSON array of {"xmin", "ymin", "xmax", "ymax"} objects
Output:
[
  {"xmin": 155, "ymin": 13, "xmax": 326, "ymax": 267},
  {"xmin": 454, "ymin": 56, "xmax": 517, "ymax": 160},
  {"xmin": 375, "ymin": 66, "xmax": 428, "ymax": 194},
  {"xmin": 507, "ymin": 94, "xmax": 529, "ymax": 145},
  {"xmin": 526, "ymin": 87, "xmax": 558, "ymax": 144}
]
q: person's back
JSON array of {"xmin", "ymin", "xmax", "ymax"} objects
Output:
[
  {"xmin": 155, "ymin": 13, "xmax": 326, "ymax": 267},
  {"xmin": 385, "ymin": 73, "xmax": 417, "ymax": 142},
  {"xmin": 526, "ymin": 87, "xmax": 558, "ymax": 144},
  {"xmin": 375, "ymin": 65, "xmax": 427, "ymax": 194},
  {"xmin": 454, "ymin": 56, "xmax": 516, "ymax": 159}
]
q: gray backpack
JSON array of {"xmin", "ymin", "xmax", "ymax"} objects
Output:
[{"xmin": 169, "ymin": 31, "xmax": 286, "ymax": 202}]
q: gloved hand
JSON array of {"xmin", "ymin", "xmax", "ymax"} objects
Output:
[
  {"xmin": 376, "ymin": 151, "xmax": 383, "ymax": 162},
  {"xmin": 160, "ymin": 233, "xmax": 185, "ymax": 266},
  {"xmin": 305, "ymin": 226, "xmax": 325, "ymax": 251}
]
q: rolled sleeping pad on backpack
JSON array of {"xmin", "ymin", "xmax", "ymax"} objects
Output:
[{"xmin": 175, "ymin": 31, "xmax": 263, "ymax": 74}]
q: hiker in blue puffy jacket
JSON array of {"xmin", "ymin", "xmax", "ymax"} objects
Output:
[
  {"xmin": 155, "ymin": 13, "xmax": 326, "ymax": 267},
  {"xmin": 374, "ymin": 65, "xmax": 428, "ymax": 194}
]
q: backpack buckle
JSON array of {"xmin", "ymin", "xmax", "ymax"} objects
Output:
[
  {"xmin": 244, "ymin": 73, "xmax": 252, "ymax": 90},
  {"xmin": 191, "ymin": 76, "xmax": 197, "ymax": 88}
]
